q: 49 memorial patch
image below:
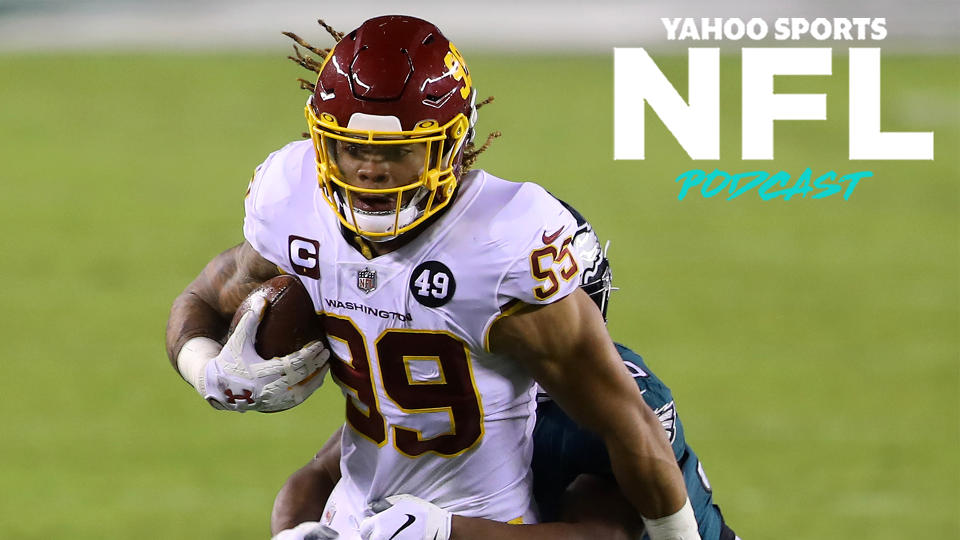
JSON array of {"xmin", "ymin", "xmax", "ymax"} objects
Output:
[{"xmin": 409, "ymin": 261, "xmax": 456, "ymax": 307}]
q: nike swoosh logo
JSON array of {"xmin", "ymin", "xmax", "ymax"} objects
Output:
[
  {"xmin": 542, "ymin": 227, "xmax": 563, "ymax": 245},
  {"xmin": 389, "ymin": 514, "xmax": 417, "ymax": 540}
]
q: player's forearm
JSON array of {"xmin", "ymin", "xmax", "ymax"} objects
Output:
[
  {"xmin": 164, "ymin": 290, "xmax": 230, "ymax": 368},
  {"xmin": 490, "ymin": 292, "xmax": 687, "ymax": 518},
  {"xmin": 270, "ymin": 463, "xmax": 335, "ymax": 534},
  {"xmin": 450, "ymin": 516, "xmax": 630, "ymax": 540},
  {"xmin": 272, "ymin": 427, "xmax": 343, "ymax": 534},
  {"xmin": 603, "ymin": 408, "xmax": 688, "ymax": 519},
  {"xmin": 165, "ymin": 242, "xmax": 275, "ymax": 367}
]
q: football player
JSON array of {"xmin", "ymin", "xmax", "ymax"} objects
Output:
[
  {"xmin": 270, "ymin": 206, "xmax": 740, "ymax": 540},
  {"xmin": 165, "ymin": 15, "xmax": 700, "ymax": 540}
]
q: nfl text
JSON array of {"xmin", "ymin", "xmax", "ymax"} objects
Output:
[{"xmin": 613, "ymin": 17, "xmax": 935, "ymax": 203}]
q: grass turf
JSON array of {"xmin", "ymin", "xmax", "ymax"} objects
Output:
[{"xmin": 0, "ymin": 52, "xmax": 956, "ymax": 539}]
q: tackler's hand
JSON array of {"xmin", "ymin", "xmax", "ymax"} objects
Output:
[
  {"xmin": 359, "ymin": 495, "xmax": 451, "ymax": 540},
  {"xmin": 177, "ymin": 296, "xmax": 330, "ymax": 412}
]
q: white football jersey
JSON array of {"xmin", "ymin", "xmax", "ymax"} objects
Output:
[{"xmin": 243, "ymin": 140, "xmax": 581, "ymax": 525}]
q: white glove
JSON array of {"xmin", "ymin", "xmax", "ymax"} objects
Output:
[
  {"xmin": 177, "ymin": 296, "xmax": 330, "ymax": 412},
  {"xmin": 271, "ymin": 521, "xmax": 340, "ymax": 540},
  {"xmin": 359, "ymin": 495, "xmax": 451, "ymax": 540}
]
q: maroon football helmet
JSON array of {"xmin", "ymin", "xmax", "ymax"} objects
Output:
[{"xmin": 305, "ymin": 15, "xmax": 478, "ymax": 240}]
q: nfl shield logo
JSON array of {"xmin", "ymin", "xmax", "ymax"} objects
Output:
[{"xmin": 357, "ymin": 267, "xmax": 377, "ymax": 293}]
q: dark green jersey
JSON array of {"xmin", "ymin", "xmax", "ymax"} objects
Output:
[{"xmin": 531, "ymin": 343, "xmax": 731, "ymax": 540}]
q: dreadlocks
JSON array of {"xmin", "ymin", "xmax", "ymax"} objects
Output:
[{"xmin": 283, "ymin": 19, "xmax": 498, "ymax": 170}]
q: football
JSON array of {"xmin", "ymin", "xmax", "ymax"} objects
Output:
[{"xmin": 228, "ymin": 274, "xmax": 324, "ymax": 359}]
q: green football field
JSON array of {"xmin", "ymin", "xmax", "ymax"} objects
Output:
[{"xmin": 0, "ymin": 51, "xmax": 956, "ymax": 539}]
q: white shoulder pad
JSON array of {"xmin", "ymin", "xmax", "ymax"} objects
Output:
[
  {"xmin": 489, "ymin": 181, "xmax": 581, "ymax": 307},
  {"xmin": 243, "ymin": 140, "xmax": 315, "ymax": 269}
]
